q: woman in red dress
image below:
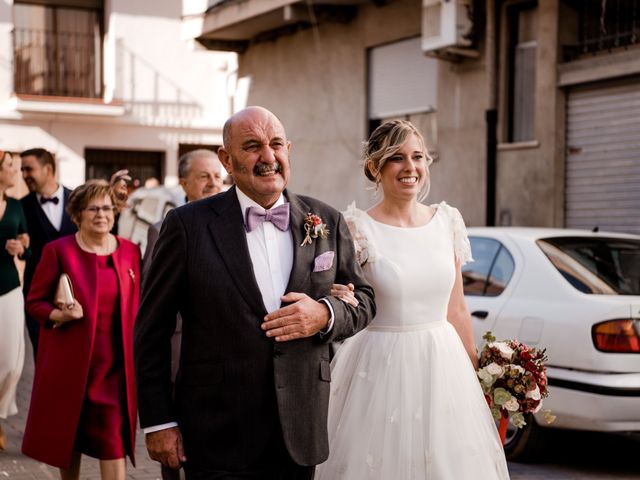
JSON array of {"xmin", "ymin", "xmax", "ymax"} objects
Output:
[{"xmin": 22, "ymin": 180, "xmax": 140, "ymax": 480}]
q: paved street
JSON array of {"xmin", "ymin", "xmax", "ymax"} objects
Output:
[{"xmin": 1, "ymin": 339, "xmax": 639, "ymax": 479}]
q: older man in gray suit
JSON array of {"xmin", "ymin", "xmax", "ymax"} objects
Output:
[
  {"xmin": 141, "ymin": 149, "xmax": 223, "ymax": 480},
  {"xmin": 135, "ymin": 106, "xmax": 375, "ymax": 479}
]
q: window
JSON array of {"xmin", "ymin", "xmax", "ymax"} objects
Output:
[
  {"xmin": 537, "ymin": 237, "xmax": 640, "ymax": 295},
  {"xmin": 463, "ymin": 237, "xmax": 515, "ymax": 296},
  {"xmin": 367, "ymin": 37, "xmax": 438, "ymax": 151},
  {"xmin": 504, "ymin": 1, "xmax": 537, "ymax": 142},
  {"xmin": 485, "ymin": 247, "xmax": 516, "ymax": 296},
  {"xmin": 13, "ymin": 1, "xmax": 103, "ymax": 98}
]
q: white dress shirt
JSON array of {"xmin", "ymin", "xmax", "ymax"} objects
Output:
[
  {"xmin": 36, "ymin": 184, "xmax": 64, "ymax": 231},
  {"xmin": 236, "ymin": 188, "xmax": 294, "ymax": 313}
]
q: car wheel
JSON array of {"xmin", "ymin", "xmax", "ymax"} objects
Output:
[{"xmin": 503, "ymin": 414, "xmax": 544, "ymax": 461}]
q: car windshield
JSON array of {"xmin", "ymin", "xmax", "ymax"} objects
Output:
[{"xmin": 537, "ymin": 237, "xmax": 640, "ymax": 295}]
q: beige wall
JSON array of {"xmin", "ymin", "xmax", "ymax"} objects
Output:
[
  {"xmin": 238, "ymin": 0, "xmax": 492, "ymax": 224},
  {"xmin": 234, "ymin": 0, "xmax": 640, "ymax": 229},
  {"xmin": 432, "ymin": 57, "xmax": 490, "ymax": 226},
  {"xmin": 495, "ymin": 0, "xmax": 562, "ymax": 227},
  {"xmin": 239, "ymin": 1, "xmax": 421, "ymax": 212}
]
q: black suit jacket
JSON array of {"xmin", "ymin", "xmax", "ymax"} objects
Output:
[
  {"xmin": 21, "ymin": 189, "xmax": 77, "ymax": 297},
  {"xmin": 134, "ymin": 187, "xmax": 375, "ymax": 470}
]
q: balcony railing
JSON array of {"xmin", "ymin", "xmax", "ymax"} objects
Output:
[
  {"xmin": 563, "ymin": 0, "xmax": 640, "ymax": 61},
  {"xmin": 13, "ymin": 27, "xmax": 102, "ymax": 98}
]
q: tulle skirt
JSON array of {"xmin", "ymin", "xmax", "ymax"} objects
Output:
[{"xmin": 316, "ymin": 320, "xmax": 510, "ymax": 480}]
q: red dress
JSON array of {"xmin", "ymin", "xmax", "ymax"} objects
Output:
[
  {"xmin": 22, "ymin": 236, "xmax": 140, "ymax": 469},
  {"xmin": 74, "ymin": 254, "xmax": 129, "ymax": 459}
]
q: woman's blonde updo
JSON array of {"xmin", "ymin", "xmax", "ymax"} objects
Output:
[{"xmin": 363, "ymin": 119, "xmax": 434, "ymax": 200}]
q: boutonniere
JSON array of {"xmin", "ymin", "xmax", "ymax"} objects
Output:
[
  {"xmin": 128, "ymin": 268, "xmax": 135, "ymax": 281},
  {"xmin": 300, "ymin": 213, "xmax": 330, "ymax": 247}
]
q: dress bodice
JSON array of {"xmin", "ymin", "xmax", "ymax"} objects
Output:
[{"xmin": 344, "ymin": 202, "xmax": 473, "ymax": 330}]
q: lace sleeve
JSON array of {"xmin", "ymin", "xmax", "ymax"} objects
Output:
[
  {"xmin": 439, "ymin": 203, "xmax": 474, "ymax": 266},
  {"xmin": 342, "ymin": 202, "xmax": 377, "ymax": 267}
]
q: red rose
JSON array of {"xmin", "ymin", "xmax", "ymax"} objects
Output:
[{"xmin": 520, "ymin": 350, "xmax": 532, "ymax": 361}]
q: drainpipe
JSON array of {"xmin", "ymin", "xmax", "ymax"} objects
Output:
[
  {"xmin": 486, "ymin": 109, "xmax": 497, "ymax": 226},
  {"xmin": 485, "ymin": 0, "xmax": 498, "ymax": 226}
]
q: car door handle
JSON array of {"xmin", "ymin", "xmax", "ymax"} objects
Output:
[{"xmin": 471, "ymin": 310, "xmax": 489, "ymax": 320}]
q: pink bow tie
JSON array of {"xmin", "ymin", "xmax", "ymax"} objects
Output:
[{"xmin": 245, "ymin": 203, "xmax": 290, "ymax": 232}]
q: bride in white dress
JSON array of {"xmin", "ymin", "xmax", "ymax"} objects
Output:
[{"xmin": 317, "ymin": 120, "xmax": 510, "ymax": 479}]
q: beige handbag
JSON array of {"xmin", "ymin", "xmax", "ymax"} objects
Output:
[{"xmin": 54, "ymin": 273, "xmax": 75, "ymax": 309}]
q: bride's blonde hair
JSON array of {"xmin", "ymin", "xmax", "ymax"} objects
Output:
[{"xmin": 363, "ymin": 120, "xmax": 434, "ymax": 202}]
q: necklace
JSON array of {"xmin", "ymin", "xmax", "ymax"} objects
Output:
[{"xmin": 76, "ymin": 232, "xmax": 115, "ymax": 255}]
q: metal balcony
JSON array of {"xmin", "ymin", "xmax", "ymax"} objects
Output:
[{"xmin": 562, "ymin": 0, "xmax": 640, "ymax": 61}]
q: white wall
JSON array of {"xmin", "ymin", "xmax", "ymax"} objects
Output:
[
  {"xmin": 0, "ymin": 0, "xmax": 15, "ymax": 106},
  {"xmin": 0, "ymin": 0, "xmax": 233, "ymax": 188},
  {"xmin": 108, "ymin": 0, "xmax": 233, "ymax": 129}
]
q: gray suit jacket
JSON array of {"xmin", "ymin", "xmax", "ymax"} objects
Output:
[{"xmin": 134, "ymin": 187, "xmax": 375, "ymax": 470}]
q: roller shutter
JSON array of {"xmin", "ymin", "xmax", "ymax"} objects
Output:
[{"xmin": 565, "ymin": 78, "xmax": 640, "ymax": 235}]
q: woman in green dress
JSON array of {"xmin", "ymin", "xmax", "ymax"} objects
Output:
[{"xmin": 0, "ymin": 149, "xmax": 30, "ymax": 450}]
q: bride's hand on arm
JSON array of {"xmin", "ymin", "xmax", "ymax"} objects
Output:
[
  {"xmin": 446, "ymin": 261, "xmax": 479, "ymax": 369},
  {"xmin": 331, "ymin": 283, "xmax": 359, "ymax": 308}
]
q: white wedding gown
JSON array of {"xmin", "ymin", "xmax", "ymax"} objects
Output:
[{"xmin": 316, "ymin": 203, "xmax": 510, "ymax": 480}]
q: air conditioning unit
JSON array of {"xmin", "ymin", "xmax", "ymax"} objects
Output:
[{"xmin": 422, "ymin": 0, "xmax": 477, "ymax": 60}]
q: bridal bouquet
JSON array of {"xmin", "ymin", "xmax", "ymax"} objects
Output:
[{"xmin": 477, "ymin": 332, "xmax": 554, "ymax": 441}]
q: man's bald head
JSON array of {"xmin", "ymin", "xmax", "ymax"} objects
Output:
[{"xmin": 222, "ymin": 107, "xmax": 284, "ymax": 149}]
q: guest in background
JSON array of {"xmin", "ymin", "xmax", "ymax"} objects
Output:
[
  {"xmin": 141, "ymin": 149, "xmax": 223, "ymax": 480},
  {"xmin": 142, "ymin": 149, "xmax": 223, "ymax": 275},
  {"xmin": 20, "ymin": 148, "xmax": 76, "ymax": 359},
  {"xmin": 109, "ymin": 169, "xmax": 132, "ymax": 236},
  {"xmin": 22, "ymin": 180, "xmax": 140, "ymax": 480},
  {"xmin": 0, "ymin": 149, "xmax": 30, "ymax": 451}
]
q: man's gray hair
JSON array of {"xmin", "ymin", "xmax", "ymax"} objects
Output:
[{"xmin": 178, "ymin": 149, "xmax": 218, "ymax": 179}]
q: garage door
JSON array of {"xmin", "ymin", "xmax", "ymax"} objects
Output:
[{"xmin": 565, "ymin": 78, "xmax": 640, "ymax": 235}]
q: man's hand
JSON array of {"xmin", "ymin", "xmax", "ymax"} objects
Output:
[
  {"xmin": 262, "ymin": 292, "xmax": 330, "ymax": 342},
  {"xmin": 145, "ymin": 427, "xmax": 186, "ymax": 470},
  {"xmin": 330, "ymin": 283, "xmax": 359, "ymax": 307}
]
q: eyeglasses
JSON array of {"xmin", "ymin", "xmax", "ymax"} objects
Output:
[{"xmin": 84, "ymin": 205, "xmax": 117, "ymax": 215}]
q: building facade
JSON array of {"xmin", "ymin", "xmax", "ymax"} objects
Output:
[
  {"xmin": 0, "ymin": 0, "xmax": 235, "ymax": 192},
  {"xmin": 186, "ymin": 0, "xmax": 640, "ymax": 234}
]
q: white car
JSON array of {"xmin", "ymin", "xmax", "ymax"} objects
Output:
[{"xmin": 463, "ymin": 227, "xmax": 640, "ymax": 460}]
